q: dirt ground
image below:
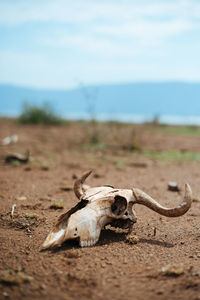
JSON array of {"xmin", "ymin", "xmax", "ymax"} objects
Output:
[{"xmin": 0, "ymin": 119, "xmax": 200, "ymax": 300}]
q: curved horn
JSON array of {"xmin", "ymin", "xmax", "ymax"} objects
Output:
[
  {"xmin": 74, "ymin": 170, "xmax": 92, "ymax": 199},
  {"xmin": 132, "ymin": 183, "xmax": 192, "ymax": 217}
]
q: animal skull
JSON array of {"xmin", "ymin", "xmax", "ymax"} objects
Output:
[{"xmin": 42, "ymin": 170, "xmax": 192, "ymax": 249}]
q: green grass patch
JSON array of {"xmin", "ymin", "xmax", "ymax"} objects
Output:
[
  {"xmin": 11, "ymin": 160, "xmax": 22, "ymax": 167},
  {"xmin": 148, "ymin": 124, "xmax": 200, "ymax": 136},
  {"xmin": 115, "ymin": 159, "xmax": 127, "ymax": 169},
  {"xmin": 142, "ymin": 149, "xmax": 200, "ymax": 161},
  {"xmin": 83, "ymin": 141, "xmax": 107, "ymax": 150}
]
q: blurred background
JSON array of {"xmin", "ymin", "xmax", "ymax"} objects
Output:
[
  {"xmin": 2, "ymin": 4, "xmax": 200, "ymax": 300},
  {"xmin": 0, "ymin": 0, "xmax": 200, "ymax": 124}
]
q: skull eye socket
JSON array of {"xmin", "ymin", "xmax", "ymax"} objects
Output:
[{"xmin": 111, "ymin": 195, "xmax": 127, "ymax": 216}]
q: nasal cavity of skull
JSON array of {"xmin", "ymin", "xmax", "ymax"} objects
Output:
[
  {"xmin": 111, "ymin": 196, "xmax": 127, "ymax": 216},
  {"xmin": 74, "ymin": 227, "xmax": 78, "ymax": 236}
]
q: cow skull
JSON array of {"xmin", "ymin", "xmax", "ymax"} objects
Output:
[{"xmin": 42, "ymin": 170, "xmax": 192, "ymax": 249}]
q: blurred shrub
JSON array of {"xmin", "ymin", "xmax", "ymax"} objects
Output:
[
  {"xmin": 69, "ymin": 121, "xmax": 141, "ymax": 152},
  {"xmin": 18, "ymin": 102, "xmax": 64, "ymax": 125}
]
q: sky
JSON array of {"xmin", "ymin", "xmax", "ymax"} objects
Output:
[{"xmin": 0, "ymin": 0, "xmax": 200, "ymax": 89}]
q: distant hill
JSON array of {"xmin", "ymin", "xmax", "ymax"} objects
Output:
[{"xmin": 1, "ymin": 82, "xmax": 200, "ymax": 122}]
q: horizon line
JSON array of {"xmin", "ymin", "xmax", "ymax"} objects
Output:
[{"xmin": 1, "ymin": 80, "xmax": 200, "ymax": 91}]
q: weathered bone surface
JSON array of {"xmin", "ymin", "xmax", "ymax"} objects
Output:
[
  {"xmin": 5, "ymin": 150, "xmax": 30, "ymax": 164},
  {"xmin": 42, "ymin": 170, "xmax": 192, "ymax": 249}
]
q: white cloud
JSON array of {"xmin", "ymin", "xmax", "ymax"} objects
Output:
[
  {"xmin": 0, "ymin": 0, "xmax": 200, "ymax": 88},
  {"xmin": 0, "ymin": 51, "xmax": 52, "ymax": 87},
  {"xmin": 1, "ymin": 47, "xmax": 200, "ymax": 89},
  {"xmin": 40, "ymin": 17, "xmax": 193, "ymax": 60},
  {"xmin": 93, "ymin": 19, "xmax": 193, "ymax": 45},
  {"xmin": 43, "ymin": 34, "xmax": 139, "ymax": 58},
  {"xmin": 1, "ymin": 0, "xmax": 198, "ymax": 55},
  {"xmin": 0, "ymin": 0, "xmax": 200, "ymax": 26},
  {"xmin": 0, "ymin": 0, "xmax": 199, "ymax": 53}
]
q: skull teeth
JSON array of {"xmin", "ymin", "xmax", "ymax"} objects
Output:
[{"xmin": 80, "ymin": 239, "xmax": 98, "ymax": 247}]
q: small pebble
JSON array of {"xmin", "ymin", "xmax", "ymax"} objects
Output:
[
  {"xmin": 161, "ymin": 263, "xmax": 184, "ymax": 276},
  {"xmin": 126, "ymin": 234, "xmax": 140, "ymax": 244},
  {"xmin": 168, "ymin": 182, "xmax": 180, "ymax": 192},
  {"xmin": 16, "ymin": 196, "xmax": 27, "ymax": 201}
]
